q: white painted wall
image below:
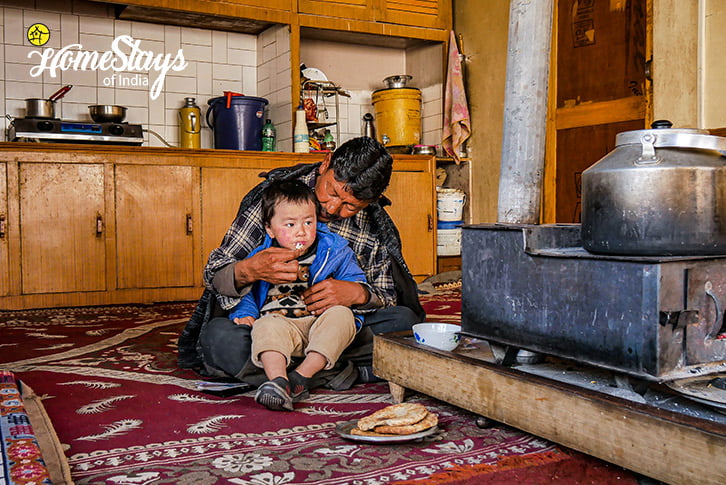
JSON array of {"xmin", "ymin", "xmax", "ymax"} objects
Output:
[{"xmin": 703, "ymin": 0, "xmax": 726, "ymax": 129}]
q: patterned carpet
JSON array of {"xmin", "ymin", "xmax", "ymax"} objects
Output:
[{"xmin": 0, "ymin": 287, "xmax": 637, "ymax": 484}]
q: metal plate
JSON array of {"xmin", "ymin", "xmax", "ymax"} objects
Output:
[
  {"xmin": 335, "ymin": 420, "xmax": 438, "ymax": 443},
  {"xmin": 666, "ymin": 374, "xmax": 726, "ymax": 409}
]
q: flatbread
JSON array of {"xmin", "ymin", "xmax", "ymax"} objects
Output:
[
  {"xmin": 356, "ymin": 403, "xmax": 429, "ymax": 431},
  {"xmin": 373, "ymin": 411, "xmax": 438, "ymax": 435}
]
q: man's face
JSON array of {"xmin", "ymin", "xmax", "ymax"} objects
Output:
[
  {"xmin": 314, "ymin": 157, "xmax": 369, "ymax": 222},
  {"xmin": 265, "ymin": 199, "xmax": 317, "ymax": 252}
]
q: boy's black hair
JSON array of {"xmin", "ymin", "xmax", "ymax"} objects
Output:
[
  {"xmin": 330, "ymin": 137, "xmax": 393, "ymax": 202},
  {"xmin": 261, "ymin": 179, "xmax": 317, "ymax": 225}
]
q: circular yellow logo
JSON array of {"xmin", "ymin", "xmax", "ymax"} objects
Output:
[{"xmin": 27, "ymin": 23, "xmax": 50, "ymax": 46}]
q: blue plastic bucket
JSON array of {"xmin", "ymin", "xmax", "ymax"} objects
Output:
[{"xmin": 206, "ymin": 95, "xmax": 268, "ymax": 150}]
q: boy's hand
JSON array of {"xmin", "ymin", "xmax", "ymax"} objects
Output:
[{"xmin": 233, "ymin": 316, "xmax": 255, "ymax": 327}]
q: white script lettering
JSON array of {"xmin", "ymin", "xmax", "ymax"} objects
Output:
[{"xmin": 27, "ymin": 35, "xmax": 188, "ymax": 100}]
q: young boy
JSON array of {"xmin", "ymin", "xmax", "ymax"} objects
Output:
[{"xmin": 228, "ymin": 179, "xmax": 367, "ymax": 411}]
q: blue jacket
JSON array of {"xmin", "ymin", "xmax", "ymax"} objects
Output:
[{"xmin": 228, "ymin": 223, "xmax": 367, "ymax": 329}]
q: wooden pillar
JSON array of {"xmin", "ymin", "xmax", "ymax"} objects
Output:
[{"xmin": 497, "ymin": 0, "xmax": 554, "ymax": 223}]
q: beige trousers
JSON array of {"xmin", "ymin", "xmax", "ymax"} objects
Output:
[{"xmin": 250, "ymin": 305, "xmax": 357, "ymax": 370}]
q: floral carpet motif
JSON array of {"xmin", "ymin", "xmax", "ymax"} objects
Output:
[{"xmin": 0, "ymin": 292, "xmax": 636, "ymax": 484}]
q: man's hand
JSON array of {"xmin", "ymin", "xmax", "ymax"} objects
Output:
[
  {"xmin": 302, "ymin": 279, "xmax": 369, "ymax": 315},
  {"xmin": 233, "ymin": 316, "xmax": 256, "ymax": 327},
  {"xmin": 234, "ymin": 247, "xmax": 303, "ymax": 287}
]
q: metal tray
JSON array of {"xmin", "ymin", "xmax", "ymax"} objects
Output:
[{"xmin": 335, "ymin": 420, "xmax": 438, "ymax": 443}]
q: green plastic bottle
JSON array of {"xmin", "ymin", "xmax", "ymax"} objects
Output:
[{"xmin": 261, "ymin": 119, "xmax": 276, "ymax": 152}]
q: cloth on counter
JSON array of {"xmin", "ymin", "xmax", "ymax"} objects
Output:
[{"xmin": 441, "ymin": 30, "xmax": 471, "ymax": 163}]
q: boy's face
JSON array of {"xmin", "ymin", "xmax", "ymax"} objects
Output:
[{"xmin": 265, "ymin": 198, "xmax": 317, "ymax": 252}]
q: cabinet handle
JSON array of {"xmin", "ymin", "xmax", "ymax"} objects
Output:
[
  {"xmin": 96, "ymin": 213, "xmax": 104, "ymax": 236},
  {"xmin": 428, "ymin": 214, "xmax": 433, "ymax": 231},
  {"xmin": 186, "ymin": 213, "xmax": 193, "ymax": 234},
  {"xmin": 0, "ymin": 214, "xmax": 6, "ymax": 239}
]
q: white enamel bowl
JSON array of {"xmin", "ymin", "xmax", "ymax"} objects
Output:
[{"xmin": 412, "ymin": 322, "xmax": 461, "ymax": 351}]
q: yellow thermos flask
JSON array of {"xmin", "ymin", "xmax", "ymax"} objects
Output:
[{"xmin": 179, "ymin": 97, "xmax": 201, "ymax": 148}]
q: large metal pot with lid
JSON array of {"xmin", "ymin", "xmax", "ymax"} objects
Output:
[{"xmin": 581, "ymin": 120, "xmax": 726, "ymax": 255}]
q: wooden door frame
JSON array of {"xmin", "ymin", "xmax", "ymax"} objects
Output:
[{"xmin": 542, "ymin": 0, "xmax": 653, "ymax": 223}]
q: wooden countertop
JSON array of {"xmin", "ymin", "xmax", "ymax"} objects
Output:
[{"xmin": 0, "ymin": 142, "xmax": 434, "ymax": 169}]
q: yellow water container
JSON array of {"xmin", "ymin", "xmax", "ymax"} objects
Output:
[{"xmin": 372, "ymin": 87, "xmax": 421, "ymax": 147}]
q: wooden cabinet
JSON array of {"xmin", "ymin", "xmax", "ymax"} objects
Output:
[
  {"xmin": 0, "ymin": 145, "xmax": 434, "ymax": 309},
  {"xmin": 384, "ymin": 156, "xmax": 436, "ymax": 281},
  {"xmin": 200, "ymin": 167, "xmax": 264, "ymax": 266},
  {"xmin": 0, "ymin": 163, "xmax": 8, "ymax": 297},
  {"xmin": 19, "ymin": 162, "xmax": 107, "ymax": 295},
  {"xmin": 298, "ymin": 0, "xmax": 450, "ymax": 30},
  {"xmin": 115, "ymin": 165, "xmax": 196, "ymax": 289},
  {"xmin": 298, "ymin": 0, "xmax": 376, "ymax": 21},
  {"xmin": 379, "ymin": 0, "xmax": 450, "ymax": 29}
]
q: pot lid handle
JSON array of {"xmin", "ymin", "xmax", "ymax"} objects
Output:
[{"xmin": 617, "ymin": 130, "xmax": 726, "ymax": 155}]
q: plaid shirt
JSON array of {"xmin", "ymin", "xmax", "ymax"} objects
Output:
[{"xmin": 204, "ymin": 167, "xmax": 396, "ymax": 311}]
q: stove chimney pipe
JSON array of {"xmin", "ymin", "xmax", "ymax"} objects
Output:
[{"xmin": 497, "ymin": 0, "xmax": 554, "ymax": 224}]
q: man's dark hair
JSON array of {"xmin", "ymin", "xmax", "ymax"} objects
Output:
[
  {"xmin": 261, "ymin": 179, "xmax": 317, "ymax": 225},
  {"xmin": 329, "ymin": 137, "xmax": 393, "ymax": 202}
]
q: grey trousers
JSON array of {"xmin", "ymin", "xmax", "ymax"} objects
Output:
[{"xmin": 198, "ymin": 306, "xmax": 420, "ymax": 382}]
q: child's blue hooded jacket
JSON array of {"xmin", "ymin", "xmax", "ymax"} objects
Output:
[{"xmin": 228, "ymin": 223, "xmax": 367, "ymax": 329}]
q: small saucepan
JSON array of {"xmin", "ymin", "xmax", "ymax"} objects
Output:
[
  {"xmin": 89, "ymin": 105, "xmax": 127, "ymax": 123},
  {"xmin": 24, "ymin": 85, "xmax": 74, "ymax": 119}
]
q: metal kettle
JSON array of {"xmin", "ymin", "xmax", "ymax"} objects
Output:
[{"xmin": 581, "ymin": 120, "xmax": 726, "ymax": 256}]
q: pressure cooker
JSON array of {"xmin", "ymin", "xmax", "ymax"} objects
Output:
[{"xmin": 581, "ymin": 120, "xmax": 726, "ymax": 255}]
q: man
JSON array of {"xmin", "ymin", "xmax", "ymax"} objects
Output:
[{"xmin": 177, "ymin": 137, "xmax": 424, "ymax": 388}]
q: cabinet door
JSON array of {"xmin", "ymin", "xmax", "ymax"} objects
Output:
[
  {"xmin": 298, "ymin": 0, "xmax": 376, "ymax": 21},
  {"xmin": 19, "ymin": 163, "xmax": 106, "ymax": 294},
  {"xmin": 201, "ymin": 167, "xmax": 263, "ymax": 266},
  {"xmin": 384, "ymin": 168, "xmax": 435, "ymax": 280},
  {"xmin": 380, "ymin": 0, "xmax": 450, "ymax": 29},
  {"xmin": 0, "ymin": 163, "xmax": 8, "ymax": 296},
  {"xmin": 115, "ymin": 165, "xmax": 194, "ymax": 289}
]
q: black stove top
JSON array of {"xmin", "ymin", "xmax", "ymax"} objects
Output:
[{"xmin": 8, "ymin": 117, "xmax": 144, "ymax": 146}]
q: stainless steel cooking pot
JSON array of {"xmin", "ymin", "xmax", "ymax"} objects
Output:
[
  {"xmin": 25, "ymin": 98, "xmax": 55, "ymax": 118},
  {"xmin": 89, "ymin": 105, "xmax": 127, "ymax": 123},
  {"xmin": 383, "ymin": 75, "xmax": 412, "ymax": 89},
  {"xmin": 25, "ymin": 86, "xmax": 73, "ymax": 119},
  {"xmin": 581, "ymin": 120, "xmax": 726, "ymax": 255}
]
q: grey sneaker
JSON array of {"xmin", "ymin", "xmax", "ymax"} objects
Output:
[{"xmin": 255, "ymin": 377, "xmax": 293, "ymax": 411}]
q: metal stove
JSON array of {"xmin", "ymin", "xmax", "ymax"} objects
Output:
[
  {"xmin": 461, "ymin": 223, "xmax": 726, "ymax": 411},
  {"xmin": 7, "ymin": 117, "xmax": 144, "ymax": 146}
]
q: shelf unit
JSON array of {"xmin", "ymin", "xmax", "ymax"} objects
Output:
[{"xmin": 300, "ymin": 80, "xmax": 349, "ymax": 146}]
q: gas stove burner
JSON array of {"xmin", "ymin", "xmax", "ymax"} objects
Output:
[{"xmin": 8, "ymin": 117, "xmax": 143, "ymax": 146}]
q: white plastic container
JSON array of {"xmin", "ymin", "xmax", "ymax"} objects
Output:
[
  {"xmin": 437, "ymin": 220, "xmax": 462, "ymax": 256},
  {"xmin": 437, "ymin": 188, "xmax": 466, "ymax": 221}
]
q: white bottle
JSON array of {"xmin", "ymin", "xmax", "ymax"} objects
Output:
[{"xmin": 293, "ymin": 105, "xmax": 309, "ymax": 153}]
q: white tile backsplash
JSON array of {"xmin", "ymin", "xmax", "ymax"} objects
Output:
[
  {"xmin": 131, "ymin": 21, "xmax": 166, "ymax": 42},
  {"xmin": 79, "ymin": 15, "xmax": 113, "ymax": 36},
  {"xmin": 2, "ymin": 2, "xmax": 260, "ymax": 148}
]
